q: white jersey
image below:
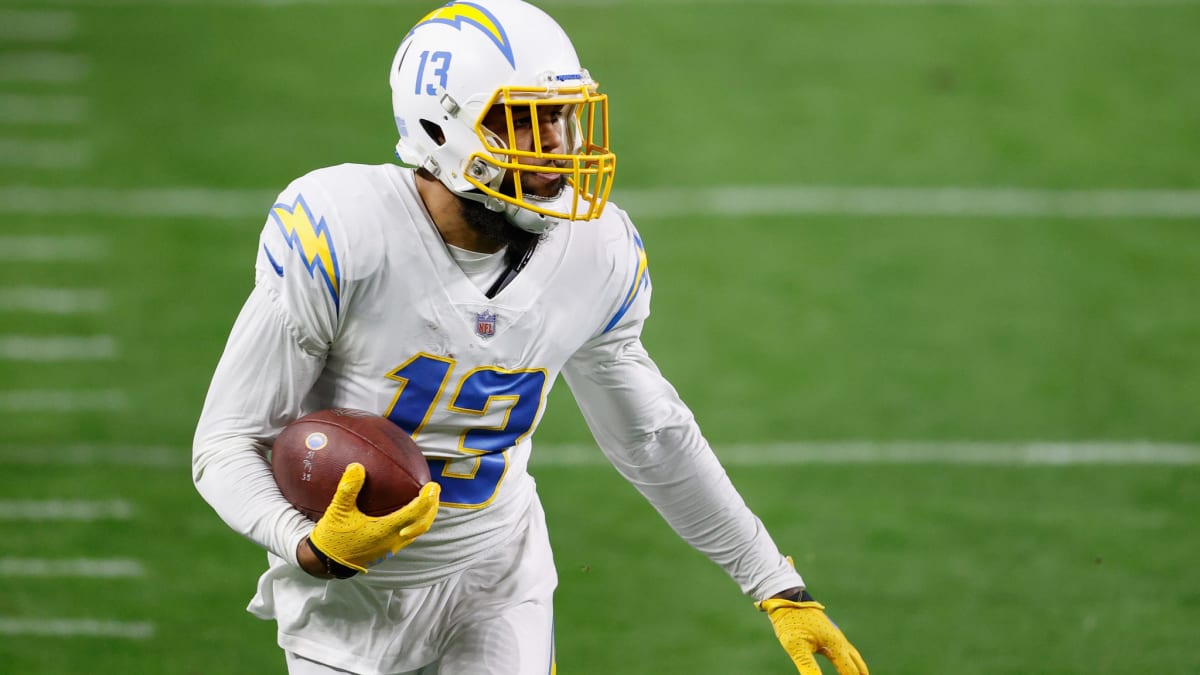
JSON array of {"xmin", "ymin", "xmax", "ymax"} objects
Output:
[{"xmin": 193, "ymin": 163, "xmax": 802, "ymax": 599}]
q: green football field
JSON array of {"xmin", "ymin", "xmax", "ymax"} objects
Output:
[{"xmin": 2, "ymin": 0, "xmax": 1199, "ymax": 673}]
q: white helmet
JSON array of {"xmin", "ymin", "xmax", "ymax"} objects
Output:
[{"xmin": 389, "ymin": 0, "xmax": 616, "ymax": 233}]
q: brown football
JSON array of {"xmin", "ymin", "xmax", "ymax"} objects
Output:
[{"xmin": 270, "ymin": 408, "xmax": 431, "ymax": 521}]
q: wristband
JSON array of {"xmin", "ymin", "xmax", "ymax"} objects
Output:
[
  {"xmin": 306, "ymin": 536, "xmax": 359, "ymax": 579},
  {"xmin": 777, "ymin": 588, "xmax": 816, "ymax": 603}
]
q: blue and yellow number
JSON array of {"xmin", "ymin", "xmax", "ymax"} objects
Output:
[
  {"xmin": 385, "ymin": 354, "xmax": 547, "ymax": 508},
  {"xmin": 450, "ymin": 367, "xmax": 546, "ymax": 453},
  {"xmin": 384, "ymin": 353, "xmax": 453, "ymax": 436},
  {"xmin": 414, "ymin": 50, "xmax": 452, "ymax": 96}
]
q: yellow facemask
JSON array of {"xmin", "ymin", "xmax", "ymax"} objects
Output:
[{"xmin": 467, "ymin": 80, "xmax": 616, "ymax": 222}]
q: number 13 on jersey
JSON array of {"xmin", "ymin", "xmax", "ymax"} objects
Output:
[{"xmin": 384, "ymin": 353, "xmax": 547, "ymax": 508}]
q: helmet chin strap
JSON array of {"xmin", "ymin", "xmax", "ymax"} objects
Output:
[
  {"xmin": 452, "ymin": 183, "xmax": 569, "ymax": 235},
  {"xmin": 504, "ymin": 181, "xmax": 573, "ymax": 234},
  {"xmin": 503, "ymin": 201, "xmax": 564, "ymax": 234}
]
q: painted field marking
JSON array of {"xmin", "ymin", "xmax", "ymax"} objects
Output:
[
  {"xmin": 0, "ymin": 389, "xmax": 128, "ymax": 412},
  {"xmin": 0, "ymin": 139, "xmax": 91, "ymax": 170},
  {"xmin": 0, "ymin": 236, "xmax": 109, "ymax": 262},
  {"xmin": 565, "ymin": 0, "xmax": 1200, "ymax": 5},
  {"xmin": 1, "ymin": 442, "xmax": 1192, "ymax": 467},
  {"xmin": 0, "ymin": 186, "xmax": 268, "ymax": 218},
  {"xmin": 0, "ymin": 10, "xmax": 79, "ymax": 42},
  {"xmin": 0, "ymin": 558, "xmax": 145, "ymax": 578},
  {"xmin": 0, "ymin": 618, "xmax": 154, "ymax": 640},
  {"xmin": 617, "ymin": 185, "xmax": 1200, "ymax": 220},
  {"xmin": 0, "ymin": 335, "xmax": 116, "ymax": 361},
  {"xmin": 1, "ymin": 185, "xmax": 1199, "ymax": 219},
  {"xmin": 0, "ymin": 500, "xmax": 134, "ymax": 520},
  {"xmin": 21, "ymin": 0, "xmax": 1200, "ymax": 6},
  {"xmin": 0, "ymin": 94, "xmax": 87, "ymax": 125},
  {"xmin": 546, "ymin": 0, "xmax": 1200, "ymax": 5},
  {"xmin": 533, "ymin": 441, "xmax": 1200, "ymax": 466},
  {"xmin": 0, "ymin": 52, "xmax": 88, "ymax": 83},
  {"xmin": 0, "ymin": 445, "xmax": 186, "ymax": 467},
  {"xmin": 0, "ymin": 288, "xmax": 111, "ymax": 314}
]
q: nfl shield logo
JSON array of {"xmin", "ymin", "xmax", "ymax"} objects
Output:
[{"xmin": 475, "ymin": 311, "xmax": 497, "ymax": 338}]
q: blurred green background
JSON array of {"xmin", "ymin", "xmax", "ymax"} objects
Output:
[{"xmin": 1, "ymin": 0, "xmax": 1198, "ymax": 673}]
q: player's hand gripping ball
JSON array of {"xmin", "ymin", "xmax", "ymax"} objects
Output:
[{"xmin": 271, "ymin": 408, "xmax": 432, "ymax": 521}]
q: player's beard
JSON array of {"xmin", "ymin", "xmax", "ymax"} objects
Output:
[
  {"xmin": 456, "ymin": 167, "xmax": 563, "ymax": 267},
  {"xmin": 458, "ymin": 194, "xmax": 541, "ymax": 268}
]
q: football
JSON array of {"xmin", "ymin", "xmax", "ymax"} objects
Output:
[{"xmin": 270, "ymin": 408, "xmax": 432, "ymax": 521}]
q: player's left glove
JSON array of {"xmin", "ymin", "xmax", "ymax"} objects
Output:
[
  {"xmin": 308, "ymin": 463, "xmax": 440, "ymax": 576},
  {"xmin": 757, "ymin": 595, "xmax": 869, "ymax": 675}
]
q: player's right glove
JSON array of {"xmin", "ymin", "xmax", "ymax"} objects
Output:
[
  {"xmin": 308, "ymin": 462, "xmax": 440, "ymax": 575},
  {"xmin": 757, "ymin": 596, "xmax": 869, "ymax": 675}
]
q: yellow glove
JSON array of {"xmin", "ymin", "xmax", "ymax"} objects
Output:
[
  {"xmin": 308, "ymin": 463, "xmax": 440, "ymax": 575},
  {"xmin": 757, "ymin": 597, "xmax": 869, "ymax": 675}
]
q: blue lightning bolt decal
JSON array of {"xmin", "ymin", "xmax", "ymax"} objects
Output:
[
  {"xmin": 270, "ymin": 194, "xmax": 342, "ymax": 312},
  {"xmin": 262, "ymin": 244, "xmax": 284, "ymax": 277},
  {"xmin": 408, "ymin": 2, "xmax": 515, "ymax": 68},
  {"xmin": 603, "ymin": 233, "xmax": 649, "ymax": 333}
]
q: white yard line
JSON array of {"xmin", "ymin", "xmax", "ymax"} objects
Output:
[
  {"xmin": 617, "ymin": 185, "xmax": 1200, "ymax": 219},
  {"xmin": 2, "ymin": 185, "xmax": 1199, "ymax": 219},
  {"xmin": 0, "ymin": 442, "xmax": 1191, "ymax": 467},
  {"xmin": 0, "ymin": 389, "xmax": 128, "ymax": 412},
  {"xmin": 0, "ymin": 445, "xmax": 186, "ymax": 467},
  {"xmin": 553, "ymin": 0, "xmax": 1199, "ymax": 4},
  {"xmin": 0, "ymin": 139, "xmax": 91, "ymax": 170},
  {"xmin": 22, "ymin": 0, "xmax": 1200, "ymax": 6},
  {"xmin": 0, "ymin": 335, "xmax": 116, "ymax": 361},
  {"xmin": 533, "ymin": 441, "xmax": 1200, "ymax": 466},
  {"xmin": 0, "ymin": 94, "xmax": 87, "ymax": 125},
  {"xmin": 0, "ymin": 11, "xmax": 78, "ymax": 42},
  {"xmin": 0, "ymin": 558, "xmax": 145, "ymax": 578},
  {"xmin": 0, "ymin": 236, "xmax": 109, "ymax": 262},
  {"xmin": 0, "ymin": 618, "xmax": 154, "ymax": 639},
  {"xmin": 548, "ymin": 0, "xmax": 1200, "ymax": 5},
  {"xmin": 0, "ymin": 288, "xmax": 110, "ymax": 314},
  {"xmin": 0, "ymin": 52, "xmax": 88, "ymax": 84},
  {"xmin": 0, "ymin": 500, "xmax": 133, "ymax": 520},
  {"xmin": 0, "ymin": 186, "xmax": 268, "ymax": 218}
]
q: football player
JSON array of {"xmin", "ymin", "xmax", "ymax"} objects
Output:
[{"xmin": 192, "ymin": 1, "xmax": 869, "ymax": 673}]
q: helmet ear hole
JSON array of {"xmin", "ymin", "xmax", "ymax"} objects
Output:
[{"xmin": 420, "ymin": 119, "xmax": 446, "ymax": 146}]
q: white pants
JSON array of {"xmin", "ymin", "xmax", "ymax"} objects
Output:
[{"xmin": 262, "ymin": 500, "xmax": 557, "ymax": 675}]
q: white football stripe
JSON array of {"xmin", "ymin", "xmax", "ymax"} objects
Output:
[
  {"xmin": 0, "ymin": 442, "xmax": 1191, "ymax": 468},
  {"xmin": 0, "ymin": 186, "xmax": 267, "ymax": 218},
  {"xmin": 548, "ymin": 0, "xmax": 1200, "ymax": 5},
  {"xmin": 0, "ymin": 335, "xmax": 116, "ymax": 361},
  {"xmin": 0, "ymin": 445, "xmax": 185, "ymax": 467},
  {"xmin": 0, "ymin": 557, "xmax": 145, "ymax": 578},
  {"xmin": 0, "ymin": 389, "xmax": 129, "ymax": 412},
  {"xmin": 0, "ymin": 618, "xmax": 154, "ymax": 639},
  {"xmin": 1, "ymin": 185, "xmax": 1199, "ymax": 219},
  {"xmin": 533, "ymin": 441, "xmax": 1200, "ymax": 466},
  {"xmin": 0, "ymin": 236, "xmax": 109, "ymax": 261},
  {"xmin": 0, "ymin": 94, "xmax": 87, "ymax": 125},
  {"xmin": 0, "ymin": 288, "xmax": 111, "ymax": 314},
  {"xmin": 21, "ymin": 0, "xmax": 1200, "ymax": 6},
  {"xmin": 0, "ymin": 139, "xmax": 91, "ymax": 170},
  {"xmin": 0, "ymin": 52, "xmax": 88, "ymax": 83},
  {"xmin": 0, "ymin": 11, "xmax": 79, "ymax": 42},
  {"xmin": 616, "ymin": 185, "xmax": 1200, "ymax": 219},
  {"xmin": 0, "ymin": 500, "xmax": 134, "ymax": 520}
]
